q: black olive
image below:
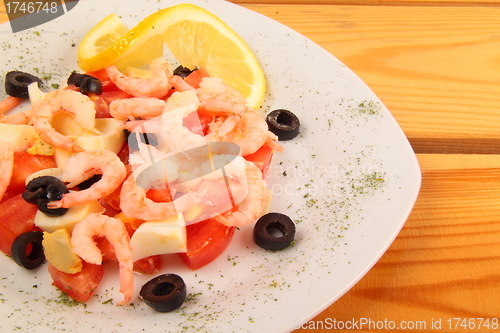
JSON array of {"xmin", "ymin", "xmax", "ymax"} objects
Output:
[
  {"xmin": 76, "ymin": 174, "xmax": 102, "ymax": 190},
  {"xmin": 173, "ymin": 65, "xmax": 194, "ymax": 78},
  {"xmin": 5, "ymin": 71, "xmax": 43, "ymax": 99},
  {"xmin": 124, "ymin": 129, "xmax": 158, "ymax": 152},
  {"xmin": 79, "ymin": 76, "xmax": 102, "ymax": 95},
  {"xmin": 253, "ymin": 212, "xmax": 296, "ymax": 251},
  {"xmin": 23, "ymin": 176, "xmax": 69, "ymax": 217},
  {"xmin": 67, "ymin": 71, "xmax": 102, "ymax": 95},
  {"xmin": 11, "ymin": 231, "xmax": 45, "ymax": 270},
  {"xmin": 140, "ymin": 274, "xmax": 187, "ymax": 312},
  {"xmin": 266, "ymin": 109, "xmax": 300, "ymax": 141}
]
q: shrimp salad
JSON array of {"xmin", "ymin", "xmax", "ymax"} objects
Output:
[{"xmin": 0, "ymin": 54, "xmax": 285, "ymax": 305}]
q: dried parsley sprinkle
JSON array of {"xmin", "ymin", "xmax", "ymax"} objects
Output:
[{"xmin": 358, "ymin": 100, "xmax": 381, "ymax": 115}]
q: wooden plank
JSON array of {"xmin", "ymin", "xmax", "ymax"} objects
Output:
[
  {"xmin": 295, "ymin": 154, "xmax": 500, "ymax": 332},
  {"xmin": 2, "ymin": 4, "xmax": 500, "ymax": 153},
  {"xmin": 243, "ymin": 4, "xmax": 500, "ymax": 153}
]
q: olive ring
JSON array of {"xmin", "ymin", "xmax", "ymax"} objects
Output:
[
  {"xmin": 11, "ymin": 231, "xmax": 45, "ymax": 270},
  {"xmin": 253, "ymin": 212, "xmax": 296, "ymax": 251},
  {"xmin": 266, "ymin": 109, "xmax": 300, "ymax": 141},
  {"xmin": 140, "ymin": 273, "xmax": 187, "ymax": 312}
]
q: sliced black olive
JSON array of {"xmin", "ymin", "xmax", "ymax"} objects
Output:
[
  {"xmin": 266, "ymin": 109, "xmax": 300, "ymax": 141},
  {"xmin": 76, "ymin": 174, "xmax": 102, "ymax": 190},
  {"xmin": 173, "ymin": 65, "xmax": 194, "ymax": 78},
  {"xmin": 5, "ymin": 71, "xmax": 43, "ymax": 99},
  {"xmin": 253, "ymin": 212, "xmax": 296, "ymax": 251},
  {"xmin": 67, "ymin": 71, "xmax": 102, "ymax": 95},
  {"xmin": 11, "ymin": 231, "xmax": 45, "ymax": 270},
  {"xmin": 124, "ymin": 129, "xmax": 158, "ymax": 152},
  {"xmin": 67, "ymin": 71, "xmax": 83, "ymax": 86},
  {"xmin": 23, "ymin": 176, "xmax": 69, "ymax": 217},
  {"xmin": 79, "ymin": 76, "xmax": 102, "ymax": 95},
  {"xmin": 140, "ymin": 274, "xmax": 187, "ymax": 312}
]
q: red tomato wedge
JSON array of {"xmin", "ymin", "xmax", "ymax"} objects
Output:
[
  {"xmin": 85, "ymin": 69, "xmax": 118, "ymax": 92},
  {"xmin": 4, "ymin": 151, "xmax": 57, "ymax": 199},
  {"xmin": 133, "ymin": 255, "xmax": 162, "ymax": 275},
  {"xmin": 179, "ymin": 218, "xmax": 235, "ymax": 270},
  {"xmin": 88, "ymin": 93, "xmax": 111, "ymax": 118},
  {"xmin": 146, "ymin": 188, "xmax": 173, "ymax": 203},
  {"xmin": 184, "ymin": 67, "xmax": 210, "ymax": 89},
  {"xmin": 0, "ymin": 194, "xmax": 38, "ymax": 255},
  {"xmin": 183, "ymin": 110, "xmax": 213, "ymax": 136},
  {"xmin": 100, "ymin": 90, "xmax": 133, "ymax": 106},
  {"xmin": 48, "ymin": 262, "xmax": 104, "ymax": 302},
  {"xmin": 243, "ymin": 145, "xmax": 274, "ymax": 178}
]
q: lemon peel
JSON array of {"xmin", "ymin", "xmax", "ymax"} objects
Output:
[{"xmin": 77, "ymin": 4, "xmax": 266, "ymax": 109}]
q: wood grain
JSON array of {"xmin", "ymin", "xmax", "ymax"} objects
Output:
[
  {"xmin": 295, "ymin": 154, "xmax": 500, "ymax": 332},
  {"xmin": 242, "ymin": 4, "xmax": 500, "ymax": 153}
]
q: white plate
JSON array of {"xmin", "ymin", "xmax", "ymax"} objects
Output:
[{"xmin": 0, "ymin": 1, "xmax": 421, "ymax": 332}]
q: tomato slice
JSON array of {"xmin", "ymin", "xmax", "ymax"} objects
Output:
[
  {"xmin": 183, "ymin": 110, "xmax": 213, "ymax": 136},
  {"xmin": 48, "ymin": 261, "xmax": 104, "ymax": 302},
  {"xmin": 146, "ymin": 188, "xmax": 173, "ymax": 203},
  {"xmin": 0, "ymin": 194, "xmax": 38, "ymax": 255},
  {"xmin": 88, "ymin": 93, "xmax": 111, "ymax": 118},
  {"xmin": 184, "ymin": 67, "xmax": 210, "ymax": 89},
  {"xmin": 100, "ymin": 90, "xmax": 133, "ymax": 106},
  {"xmin": 243, "ymin": 145, "xmax": 274, "ymax": 178},
  {"xmin": 179, "ymin": 218, "xmax": 235, "ymax": 270},
  {"xmin": 4, "ymin": 151, "xmax": 57, "ymax": 200},
  {"xmin": 133, "ymin": 255, "xmax": 162, "ymax": 275},
  {"xmin": 85, "ymin": 69, "xmax": 118, "ymax": 92}
]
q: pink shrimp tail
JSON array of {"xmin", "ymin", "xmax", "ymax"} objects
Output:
[
  {"xmin": 0, "ymin": 96, "xmax": 22, "ymax": 115},
  {"xmin": 169, "ymin": 75, "xmax": 196, "ymax": 92},
  {"xmin": 47, "ymin": 200, "xmax": 64, "ymax": 209}
]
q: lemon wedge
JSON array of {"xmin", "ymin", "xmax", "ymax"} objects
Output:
[{"xmin": 77, "ymin": 4, "xmax": 266, "ymax": 109}]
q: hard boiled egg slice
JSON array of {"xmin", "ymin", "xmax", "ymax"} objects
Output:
[
  {"xmin": 34, "ymin": 199, "xmax": 104, "ymax": 233},
  {"xmin": 130, "ymin": 214, "xmax": 186, "ymax": 262}
]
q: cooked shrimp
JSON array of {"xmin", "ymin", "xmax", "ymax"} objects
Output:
[
  {"xmin": 109, "ymin": 97, "xmax": 166, "ymax": 120},
  {"xmin": 32, "ymin": 89, "xmax": 98, "ymax": 152},
  {"xmin": 119, "ymin": 170, "xmax": 203, "ymax": 221},
  {"xmin": 169, "ymin": 75, "xmax": 196, "ymax": 92},
  {"xmin": 119, "ymin": 91, "xmax": 201, "ymax": 132},
  {"xmin": 215, "ymin": 159, "xmax": 269, "ymax": 226},
  {"xmin": 0, "ymin": 96, "xmax": 22, "ymax": 115},
  {"xmin": 71, "ymin": 213, "xmax": 133, "ymax": 305},
  {"xmin": 106, "ymin": 57, "xmax": 173, "ymax": 98},
  {"xmin": 265, "ymin": 131, "xmax": 284, "ymax": 152},
  {"xmin": 159, "ymin": 104, "xmax": 207, "ymax": 154},
  {"xmin": 208, "ymin": 109, "xmax": 283, "ymax": 155},
  {"xmin": 48, "ymin": 150, "xmax": 127, "ymax": 208},
  {"xmin": 0, "ymin": 141, "xmax": 14, "ymax": 200},
  {"xmin": 197, "ymin": 77, "xmax": 247, "ymax": 116},
  {"xmin": 0, "ymin": 109, "xmax": 32, "ymax": 124}
]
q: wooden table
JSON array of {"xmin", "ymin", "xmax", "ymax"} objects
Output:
[{"xmin": 1, "ymin": 1, "xmax": 499, "ymax": 332}]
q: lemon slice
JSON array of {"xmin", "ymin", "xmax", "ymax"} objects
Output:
[
  {"xmin": 77, "ymin": 4, "xmax": 266, "ymax": 109},
  {"xmin": 78, "ymin": 14, "xmax": 163, "ymax": 72},
  {"xmin": 78, "ymin": 14, "xmax": 128, "ymax": 71}
]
